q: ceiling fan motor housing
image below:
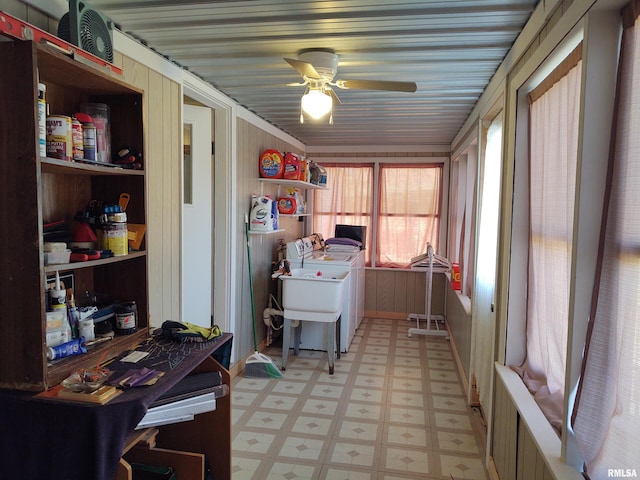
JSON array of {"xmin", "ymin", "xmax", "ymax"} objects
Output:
[{"xmin": 298, "ymin": 50, "xmax": 339, "ymax": 81}]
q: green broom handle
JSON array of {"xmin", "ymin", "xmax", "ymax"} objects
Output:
[{"xmin": 245, "ymin": 216, "xmax": 259, "ymax": 351}]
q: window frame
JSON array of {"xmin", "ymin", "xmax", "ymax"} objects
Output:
[
  {"xmin": 310, "ymin": 155, "xmax": 449, "ymax": 269},
  {"xmin": 500, "ymin": 8, "xmax": 621, "ymax": 469}
]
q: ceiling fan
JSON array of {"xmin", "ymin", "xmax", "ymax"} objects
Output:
[{"xmin": 284, "ymin": 48, "xmax": 417, "ymax": 124}]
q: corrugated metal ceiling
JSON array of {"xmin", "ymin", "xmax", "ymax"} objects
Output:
[{"xmin": 87, "ymin": 0, "xmax": 538, "ymax": 147}]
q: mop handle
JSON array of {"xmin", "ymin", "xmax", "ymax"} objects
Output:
[{"xmin": 245, "ymin": 214, "xmax": 259, "ymax": 351}]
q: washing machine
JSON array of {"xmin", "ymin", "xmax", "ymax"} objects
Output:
[{"xmin": 286, "ymin": 236, "xmax": 364, "ymax": 352}]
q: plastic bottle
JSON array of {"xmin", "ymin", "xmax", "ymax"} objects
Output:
[
  {"xmin": 80, "ymin": 103, "xmax": 111, "ymax": 163},
  {"xmin": 71, "ymin": 117, "xmax": 84, "ymax": 160},
  {"xmin": 78, "ymin": 318, "xmax": 95, "ymax": 342},
  {"xmin": 49, "ymin": 272, "xmax": 67, "ymax": 313},
  {"xmin": 37, "ymin": 83, "xmax": 47, "ymax": 157},
  {"xmin": 259, "ymin": 149, "xmax": 284, "ymax": 178},
  {"xmin": 74, "ymin": 112, "xmax": 96, "ymax": 161},
  {"xmin": 283, "ymin": 152, "xmax": 301, "ymax": 180},
  {"xmin": 66, "ymin": 289, "xmax": 80, "ymax": 338}
]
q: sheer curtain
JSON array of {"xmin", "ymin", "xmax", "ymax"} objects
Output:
[
  {"xmin": 376, "ymin": 164, "xmax": 442, "ymax": 268},
  {"xmin": 573, "ymin": 2, "xmax": 640, "ymax": 475},
  {"xmin": 512, "ymin": 47, "xmax": 582, "ymax": 432},
  {"xmin": 474, "ymin": 115, "xmax": 502, "ymax": 409},
  {"xmin": 312, "ymin": 163, "xmax": 373, "ymax": 264},
  {"xmin": 447, "ymin": 157, "xmax": 465, "ymax": 265},
  {"xmin": 448, "ymin": 155, "xmax": 476, "ymax": 297}
]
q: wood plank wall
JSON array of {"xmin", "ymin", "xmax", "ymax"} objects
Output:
[
  {"xmin": 234, "ymin": 118, "xmax": 307, "ymax": 358},
  {"xmin": 446, "ymin": 284, "xmax": 472, "ymax": 387},
  {"xmin": 113, "ymin": 52, "xmax": 182, "ymax": 327},
  {"xmin": 364, "ymin": 269, "xmax": 446, "ymax": 319},
  {"xmin": 493, "ymin": 374, "xmax": 519, "ymax": 480},
  {"xmin": 493, "ymin": 371, "xmax": 555, "ymax": 480}
]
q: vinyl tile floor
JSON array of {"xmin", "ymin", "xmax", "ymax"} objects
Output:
[{"xmin": 231, "ymin": 317, "xmax": 489, "ymax": 480}]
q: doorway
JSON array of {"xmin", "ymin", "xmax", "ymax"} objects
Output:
[{"xmin": 182, "ymin": 103, "xmax": 213, "ymax": 327}]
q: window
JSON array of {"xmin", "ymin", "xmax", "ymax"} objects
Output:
[
  {"xmin": 377, "ymin": 164, "xmax": 442, "ymax": 268},
  {"xmin": 512, "ymin": 45, "xmax": 582, "ymax": 432},
  {"xmin": 312, "ymin": 163, "xmax": 374, "ymax": 264},
  {"xmin": 313, "ymin": 161, "xmax": 443, "ymax": 268},
  {"xmin": 573, "ymin": 3, "xmax": 640, "ymax": 475},
  {"xmin": 448, "ymin": 147, "xmax": 477, "ymax": 297}
]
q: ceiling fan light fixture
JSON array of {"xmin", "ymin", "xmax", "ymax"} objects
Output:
[{"xmin": 301, "ymin": 89, "xmax": 332, "ymax": 119}]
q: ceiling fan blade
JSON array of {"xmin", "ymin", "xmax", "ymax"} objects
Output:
[
  {"xmin": 326, "ymin": 87, "xmax": 342, "ymax": 105},
  {"xmin": 284, "ymin": 57, "xmax": 322, "ymax": 79},
  {"xmin": 335, "ymin": 79, "xmax": 417, "ymax": 93}
]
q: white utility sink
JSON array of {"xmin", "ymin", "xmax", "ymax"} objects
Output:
[
  {"xmin": 280, "ymin": 268, "xmax": 349, "ymax": 314},
  {"xmin": 279, "ymin": 268, "xmax": 350, "ymax": 375}
]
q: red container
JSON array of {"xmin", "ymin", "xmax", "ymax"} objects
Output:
[
  {"xmin": 451, "ymin": 263, "xmax": 461, "ymax": 290},
  {"xmin": 283, "ymin": 152, "xmax": 301, "ymax": 180},
  {"xmin": 277, "ymin": 197, "xmax": 297, "ymax": 214},
  {"xmin": 259, "ymin": 149, "xmax": 284, "ymax": 178}
]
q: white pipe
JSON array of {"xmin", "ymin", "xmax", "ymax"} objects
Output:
[
  {"xmin": 264, "ymin": 307, "xmax": 283, "ymax": 320},
  {"xmin": 263, "ymin": 307, "xmax": 298, "ymax": 328}
]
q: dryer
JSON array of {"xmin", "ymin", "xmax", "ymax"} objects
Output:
[{"xmin": 286, "ymin": 236, "xmax": 364, "ymax": 352}]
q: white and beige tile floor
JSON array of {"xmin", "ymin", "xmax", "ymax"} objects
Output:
[{"xmin": 231, "ymin": 317, "xmax": 489, "ymax": 480}]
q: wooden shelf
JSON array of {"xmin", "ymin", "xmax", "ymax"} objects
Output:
[
  {"xmin": 41, "ymin": 157, "xmax": 144, "ymax": 176},
  {"xmin": 259, "ymin": 178, "xmax": 327, "ymax": 190},
  {"xmin": 249, "ymin": 229, "xmax": 285, "ymax": 235},
  {"xmin": 47, "ymin": 329, "xmax": 149, "ymax": 388},
  {"xmin": 44, "ymin": 251, "xmax": 147, "ymax": 273},
  {"xmin": 0, "ymin": 40, "xmax": 147, "ymax": 392}
]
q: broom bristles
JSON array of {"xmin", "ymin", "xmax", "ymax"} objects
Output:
[{"xmin": 244, "ymin": 352, "xmax": 284, "ymax": 378}]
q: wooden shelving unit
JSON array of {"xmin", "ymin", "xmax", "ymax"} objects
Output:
[
  {"xmin": 0, "ymin": 38, "xmax": 233, "ymax": 480},
  {"xmin": 0, "ymin": 40, "xmax": 147, "ymax": 392}
]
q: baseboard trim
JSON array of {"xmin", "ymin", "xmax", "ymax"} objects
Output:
[
  {"xmin": 448, "ymin": 324, "xmax": 471, "ymax": 401},
  {"xmin": 364, "ymin": 310, "xmax": 409, "ymax": 320},
  {"xmin": 488, "ymin": 456, "xmax": 500, "ymax": 480}
]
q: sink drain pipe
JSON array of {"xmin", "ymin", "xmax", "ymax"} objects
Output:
[{"xmin": 263, "ymin": 307, "xmax": 299, "ymax": 328}]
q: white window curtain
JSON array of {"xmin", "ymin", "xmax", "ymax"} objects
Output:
[
  {"xmin": 447, "ymin": 157, "xmax": 465, "ymax": 264},
  {"xmin": 313, "ymin": 163, "xmax": 373, "ymax": 264},
  {"xmin": 474, "ymin": 114, "xmax": 502, "ymax": 409},
  {"xmin": 376, "ymin": 164, "xmax": 442, "ymax": 268},
  {"xmin": 512, "ymin": 46, "xmax": 582, "ymax": 432},
  {"xmin": 573, "ymin": 2, "xmax": 640, "ymax": 476},
  {"xmin": 448, "ymin": 155, "xmax": 476, "ymax": 297}
]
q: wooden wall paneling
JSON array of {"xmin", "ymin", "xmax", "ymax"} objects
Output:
[
  {"xmin": 146, "ymin": 69, "xmax": 165, "ymax": 326},
  {"xmin": 520, "ymin": 422, "xmax": 534, "ymax": 480},
  {"xmin": 1, "ymin": 0, "xmax": 27, "ymax": 19},
  {"xmin": 160, "ymin": 76, "xmax": 173, "ymax": 321},
  {"xmin": 394, "ymin": 270, "xmax": 409, "ymax": 313},
  {"xmin": 405, "ymin": 270, "xmax": 418, "ymax": 314},
  {"xmin": 2, "ymin": 1, "xmax": 55, "ymax": 32},
  {"xmin": 117, "ymin": 54, "xmax": 164, "ymax": 326},
  {"xmin": 374, "ymin": 270, "xmax": 396, "ymax": 313},
  {"xmin": 170, "ymin": 80, "xmax": 181, "ymax": 322},
  {"xmin": 235, "ymin": 118, "xmax": 306, "ymax": 357},
  {"xmin": 518, "ymin": 420, "xmax": 554, "ymax": 480},
  {"xmin": 235, "ymin": 119, "xmax": 250, "ymax": 357},
  {"xmin": 446, "ymin": 285, "xmax": 472, "ymax": 381},
  {"xmin": 492, "ymin": 375, "xmax": 518, "ymax": 480},
  {"xmin": 364, "ymin": 270, "xmax": 376, "ymax": 312},
  {"xmin": 413, "ymin": 271, "xmax": 426, "ymax": 314},
  {"xmin": 517, "ymin": 418, "xmax": 525, "ymax": 480}
]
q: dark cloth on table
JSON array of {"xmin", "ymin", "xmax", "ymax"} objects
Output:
[{"xmin": 0, "ymin": 332, "xmax": 232, "ymax": 480}]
